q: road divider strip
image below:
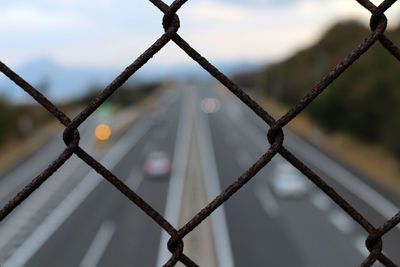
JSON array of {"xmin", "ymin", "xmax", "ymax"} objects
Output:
[
  {"xmin": 197, "ymin": 101, "xmax": 235, "ymax": 267},
  {"xmin": 156, "ymin": 88, "xmax": 194, "ymax": 266}
]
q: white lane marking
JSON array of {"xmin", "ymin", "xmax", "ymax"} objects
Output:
[
  {"xmin": 197, "ymin": 104, "xmax": 235, "ymax": 267},
  {"xmin": 234, "ymin": 149, "xmax": 253, "ymax": 170},
  {"xmin": 227, "ymin": 101, "xmax": 400, "ymax": 231},
  {"xmin": 0, "ymin": 119, "xmax": 100, "ymax": 259},
  {"xmin": 329, "ymin": 209, "xmax": 354, "ymax": 234},
  {"xmin": 156, "ymin": 88, "xmax": 194, "ymax": 267},
  {"xmin": 125, "ymin": 167, "xmax": 144, "ymax": 190},
  {"xmin": 0, "ymin": 156, "xmax": 82, "ymax": 255},
  {"xmin": 255, "ymin": 184, "xmax": 280, "ymax": 217},
  {"xmin": 3, "ymin": 120, "xmax": 152, "ymax": 267},
  {"xmin": 225, "ymin": 108, "xmax": 269, "ymax": 152},
  {"xmin": 0, "ymin": 120, "xmax": 94, "ymax": 202},
  {"xmin": 0, "ymin": 137, "xmax": 61, "ymax": 200},
  {"xmin": 285, "ymin": 132, "xmax": 400, "ymax": 230},
  {"xmin": 310, "ymin": 191, "xmax": 332, "ymax": 211},
  {"xmin": 79, "ymin": 221, "xmax": 116, "ymax": 267},
  {"xmin": 354, "ymin": 236, "xmax": 369, "ymax": 258}
]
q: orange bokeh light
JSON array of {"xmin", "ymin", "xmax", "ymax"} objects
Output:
[{"xmin": 95, "ymin": 124, "xmax": 111, "ymax": 141}]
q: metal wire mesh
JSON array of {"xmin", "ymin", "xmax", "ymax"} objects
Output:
[{"xmin": 0, "ymin": 0, "xmax": 399, "ymax": 266}]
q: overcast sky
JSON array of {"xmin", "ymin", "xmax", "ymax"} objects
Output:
[{"xmin": 1, "ymin": 0, "xmax": 399, "ymax": 69}]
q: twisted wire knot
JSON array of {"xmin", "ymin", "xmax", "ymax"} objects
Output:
[
  {"xmin": 162, "ymin": 7, "xmax": 180, "ymax": 33},
  {"xmin": 63, "ymin": 126, "xmax": 80, "ymax": 149},
  {"xmin": 369, "ymin": 12, "xmax": 387, "ymax": 33},
  {"xmin": 366, "ymin": 232, "xmax": 383, "ymax": 255},
  {"xmin": 167, "ymin": 234, "xmax": 184, "ymax": 257},
  {"xmin": 267, "ymin": 125, "xmax": 284, "ymax": 147}
]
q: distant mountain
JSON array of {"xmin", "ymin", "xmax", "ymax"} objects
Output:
[
  {"xmin": 0, "ymin": 58, "xmax": 262, "ymax": 102},
  {"xmin": 235, "ymin": 20, "xmax": 400, "ymax": 156},
  {"xmin": 0, "ymin": 59, "xmax": 120, "ymax": 102}
]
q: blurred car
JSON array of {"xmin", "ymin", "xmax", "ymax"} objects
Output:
[
  {"xmin": 200, "ymin": 97, "xmax": 221, "ymax": 114},
  {"xmin": 271, "ymin": 162, "xmax": 308, "ymax": 198},
  {"xmin": 143, "ymin": 151, "xmax": 172, "ymax": 177}
]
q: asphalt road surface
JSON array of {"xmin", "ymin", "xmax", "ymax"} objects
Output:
[{"xmin": 0, "ymin": 84, "xmax": 399, "ymax": 267}]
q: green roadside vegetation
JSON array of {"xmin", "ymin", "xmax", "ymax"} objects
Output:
[
  {"xmin": 0, "ymin": 81, "xmax": 160, "ymax": 172},
  {"xmin": 234, "ymin": 20, "xmax": 400, "ymax": 188},
  {"xmin": 0, "ymin": 81, "xmax": 160, "ymax": 141},
  {"xmin": 73, "ymin": 82, "xmax": 160, "ymax": 108}
]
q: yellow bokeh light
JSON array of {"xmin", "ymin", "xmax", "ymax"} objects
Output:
[{"xmin": 95, "ymin": 124, "xmax": 111, "ymax": 141}]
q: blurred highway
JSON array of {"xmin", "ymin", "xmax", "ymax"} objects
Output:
[
  {"xmin": 0, "ymin": 84, "xmax": 399, "ymax": 267},
  {"xmin": 201, "ymin": 86, "xmax": 400, "ymax": 266}
]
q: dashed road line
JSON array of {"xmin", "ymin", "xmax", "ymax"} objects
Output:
[
  {"xmin": 310, "ymin": 191, "xmax": 332, "ymax": 211},
  {"xmin": 229, "ymin": 98, "xmax": 400, "ymax": 231},
  {"xmin": 79, "ymin": 220, "xmax": 116, "ymax": 267},
  {"xmin": 3, "ymin": 120, "xmax": 152, "ymax": 267},
  {"xmin": 255, "ymin": 184, "xmax": 280, "ymax": 217},
  {"xmin": 329, "ymin": 209, "xmax": 354, "ymax": 234},
  {"xmin": 354, "ymin": 235, "xmax": 369, "ymax": 258},
  {"xmin": 125, "ymin": 167, "xmax": 144, "ymax": 190}
]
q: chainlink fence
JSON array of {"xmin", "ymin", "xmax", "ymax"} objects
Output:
[{"xmin": 0, "ymin": 0, "xmax": 400, "ymax": 266}]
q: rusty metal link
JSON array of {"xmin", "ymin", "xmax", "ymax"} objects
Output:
[
  {"xmin": 363, "ymin": 234, "xmax": 384, "ymax": 266},
  {"xmin": 379, "ymin": 35, "xmax": 400, "ymax": 59},
  {"xmin": 0, "ymin": 148, "xmax": 74, "ymax": 221},
  {"xmin": 377, "ymin": 211, "xmax": 400, "ymax": 236},
  {"xmin": 275, "ymin": 26, "xmax": 384, "ymax": 129},
  {"xmin": 0, "ymin": 61, "xmax": 71, "ymax": 126},
  {"xmin": 267, "ymin": 125, "xmax": 284, "ymax": 145},
  {"xmin": 179, "ymin": 134, "xmax": 283, "ymax": 239},
  {"xmin": 0, "ymin": 0, "xmax": 399, "ymax": 266},
  {"xmin": 357, "ymin": 0, "xmax": 400, "ymax": 59}
]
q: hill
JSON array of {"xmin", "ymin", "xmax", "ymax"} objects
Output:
[
  {"xmin": 0, "ymin": 59, "xmax": 261, "ymax": 103},
  {"xmin": 235, "ymin": 21, "xmax": 400, "ymax": 156}
]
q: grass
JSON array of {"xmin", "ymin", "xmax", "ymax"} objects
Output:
[{"xmin": 0, "ymin": 121, "xmax": 61, "ymax": 174}]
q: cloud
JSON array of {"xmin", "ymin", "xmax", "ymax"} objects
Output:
[
  {"xmin": 176, "ymin": 1, "xmax": 337, "ymax": 63},
  {"xmin": 46, "ymin": 32, "xmax": 162, "ymax": 68},
  {"xmin": 216, "ymin": 0, "xmax": 300, "ymax": 7},
  {"xmin": 186, "ymin": 2, "xmax": 246, "ymax": 22},
  {"xmin": 2, "ymin": 0, "xmax": 399, "ymax": 70},
  {"xmin": 178, "ymin": 0, "xmax": 400, "ymax": 64},
  {"xmin": 0, "ymin": 6, "xmax": 90, "ymax": 31},
  {"xmin": 296, "ymin": 0, "xmax": 400, "ymax": 26}
]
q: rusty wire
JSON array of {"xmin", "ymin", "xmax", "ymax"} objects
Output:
[{"xmin": 0, "ymin": 0, "xmax": 399, "ymax": 266}]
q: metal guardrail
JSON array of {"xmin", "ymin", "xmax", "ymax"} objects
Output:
[{"xmin": 0, "ymin": 0, "xmax": 399, "ymax": 266}]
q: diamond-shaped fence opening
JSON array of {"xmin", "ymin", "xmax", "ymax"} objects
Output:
[{"xmin": 0, "ymin": 0, "xmax": 399, "ymax": 266}]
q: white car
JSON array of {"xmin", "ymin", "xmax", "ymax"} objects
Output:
[
  {"xmin": 143, "ymin": 151, "xmax": 172, "ymax": 177},
  {"xmin": 271, "ymin": 162, "xmax": 308, "ymax": 198}
]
